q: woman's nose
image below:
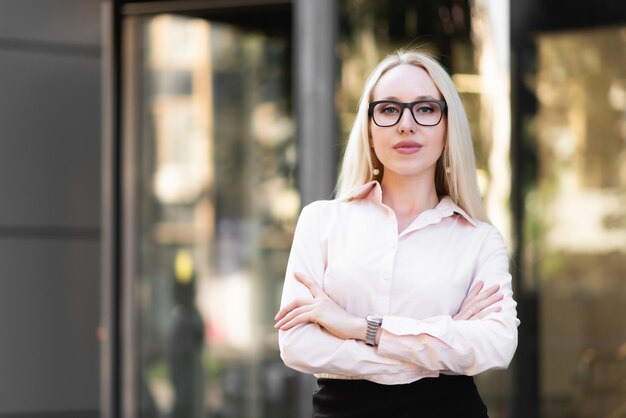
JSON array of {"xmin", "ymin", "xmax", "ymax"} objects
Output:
[{"xmin": 397, "ymin": 108, "xmax": 416, "ymax": 134}]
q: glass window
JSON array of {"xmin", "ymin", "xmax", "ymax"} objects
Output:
[
  {"xmin": 524, "ymin": 26, "xmax": 626, "ymax": 418},
  {"xmin": 123, "ymin": 13, "xmax": 299, "ymax": 418}
]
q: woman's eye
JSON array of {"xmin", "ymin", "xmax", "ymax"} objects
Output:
[
  {"xmin": 416, "ymin": 105, "xmax": 435, "ymax": 113},
  {"xmin": 382, "ymin": 106, "xmax": 399, "ymax": 114}
]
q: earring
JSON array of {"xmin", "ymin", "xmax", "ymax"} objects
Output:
[
  {"xmin": 372, "ymin": 168, "xmax": 380, "ymax": 176},
  {"xmin": 445, "ymin": 167, "xmax": 451, "ymax": 174}
]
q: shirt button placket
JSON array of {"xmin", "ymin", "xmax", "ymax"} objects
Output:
[
  {"xmin": 385, "ymin": 244, "xmax": 395, "ymax": 281},
  {"xmin": 384, "ymin": 231, "xmax": 395, "ymax": 280},
  {"xmin": 381, "ymin": 233, "xmax": 396, "ymax": 314},
  {"xmin": 378, "ymin": 219, "xmax": 395, "ymax": 314}
]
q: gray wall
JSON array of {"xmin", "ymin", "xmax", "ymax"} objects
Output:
[{"xmin": 0, "ymin": 1, "xmax": 101, "ymax": 416}]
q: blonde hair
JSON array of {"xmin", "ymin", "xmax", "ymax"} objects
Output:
[{"xmin": 335, "ymin": 49, "xmax": 489, "ymax": 223}]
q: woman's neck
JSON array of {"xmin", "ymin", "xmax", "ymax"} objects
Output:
[{"xmin": 380, "ymin": 171, "xmax": 439, "ymax": 216}]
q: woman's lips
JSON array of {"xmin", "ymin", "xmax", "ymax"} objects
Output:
[{"xmin": 393, "ymin": 140, "xmax": 422, "ymax": 154}]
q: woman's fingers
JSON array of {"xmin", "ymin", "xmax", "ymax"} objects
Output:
[
  {"xmin": 454, "ymin": 282, "xmax": 503, "ymax": 320},
  {"xmin": 295, "ymin": 272, "xmax": 324, "ymax": 298},
  {"xmin": 454, "ymin": 308, "xmax": 474, "ymax": 321},
  {"xmin": 455, "ymin": 281, "xmax": 488, "ymax": 318},
  {"xmin": 479, "ymin": 283, "xmax": 500, "ymax": 299},
  {"xmin": 275, "ymin": 305, "xmax": 317, "ymax": 331},
  {"xmin": 473, "ymin": 306, "xmax": 502, "ymax": 320},
  {"xmin": 274, "ymin": 297, "xmax": 314, "ymax": 321},
  {"xmin": 273, "ymin": 274, "xmax": 327, "ymax": 330},
  {"xmin": 467, "ymin": 280, "xmax": 484, "ymax": 300},
  {"xmin": 274, "ymin": 273, "xmax": 324, "ymax": 321},
  {"xmin": 274, "ymin": 303, "xmax": 314, "ymax": 329},
  {"xmin": 465, "ymin": 283, "xmax": 499, "ymax": 306},
  {"xmin": 274, "ymin": 273, "xmax": 322, "ymax": 321},
  {"xmin": 469, "ymin": 292, "xmax": 503, "ymax": 316},
  {"xmin": 458, "ymin": 281, "xmax": 490, "ymax": 308},
  {"xmin": 465, "ymin": 283, "xmax": 499, "ymax": 305}
]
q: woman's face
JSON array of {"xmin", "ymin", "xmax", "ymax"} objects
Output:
[{"xmin": 369, "ymin": 64, "xmax": 447, "ymax": 181}]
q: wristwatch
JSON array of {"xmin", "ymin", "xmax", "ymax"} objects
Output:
[{"xmin": 365, "ymin": 314, "xmax": 383, "ymax": 346}]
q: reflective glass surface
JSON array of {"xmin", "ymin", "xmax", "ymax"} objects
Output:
[
  {"xmin": 124, "ymin": 14, "xmax": 299, "ymax": 418},
  {"xmin": 527, "ymin": 27, "xmax": 626, "ymax": 418}
]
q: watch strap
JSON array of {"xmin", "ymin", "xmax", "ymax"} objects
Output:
[{"xmin": 365, "ymin": 314, "xmax": 383, "ymax": 346}]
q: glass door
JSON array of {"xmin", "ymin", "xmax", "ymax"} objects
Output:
[{"xmin": 122, "ymin": 9, "xmax": 299, "ymax": 418}]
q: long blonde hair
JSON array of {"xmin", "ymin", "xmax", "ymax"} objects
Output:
[{"xmin": 335, "ymin": 49, "xmax": 488, "ymax": 223}]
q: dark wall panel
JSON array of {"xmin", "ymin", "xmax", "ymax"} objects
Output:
[
  {"xmin": 0, "ymin": 0, "xmax": 102, "ymax": 416},
  {"xmin": 0, "ymin": 50, "xmax": 101, "ymax": 229},
  {"xmin": 0, "ymin": 0, "xmax": 101, "ymax": 46},
  {"xmin": 0, "ymin": 239, "xmax": 100, "ymax": 412}
]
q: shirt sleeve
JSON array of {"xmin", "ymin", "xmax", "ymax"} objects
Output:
[
  {"xmin": 278, "ymin": 202, "xmax": 431, "ymax": 379},
  {"xmin": 376, "ymin": 225, "xmax": 520, "ymax": 375}
]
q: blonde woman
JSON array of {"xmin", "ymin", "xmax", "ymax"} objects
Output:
[{"xmin": 275, "ymin": 50, "xmax": 519, "ymax": 418}]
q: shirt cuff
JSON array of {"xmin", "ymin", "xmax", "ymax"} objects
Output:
[
  {"xmin": 377, "ymin": 315, "xmax": 468, "ymax": 363},
  {"xmin": 382, "ymin": 315, "xmax": 451, "ymax": 337}
]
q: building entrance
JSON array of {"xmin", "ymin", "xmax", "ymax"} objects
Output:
[{"xmin": 119, "ymin": 4, "xmax": 299, "ymax": 418}]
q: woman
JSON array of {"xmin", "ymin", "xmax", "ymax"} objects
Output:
[{"xmin": 274, "ymin": 50, "xmax": 519, "ymax": 417}]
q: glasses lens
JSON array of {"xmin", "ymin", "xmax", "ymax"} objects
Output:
[
  {"xmin": 372, "ymin": 102, "xmax": 402, "ymax": 127},
  {"xmin": 411, "ymin": 101, "xmax": 442, "ymax": 126}
]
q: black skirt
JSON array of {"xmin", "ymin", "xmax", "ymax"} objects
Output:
[{"xmin": 312, "ymin": 375, "xmax": 488, "ymax": 418}]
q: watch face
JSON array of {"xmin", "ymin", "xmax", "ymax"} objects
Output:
[{"xmin": 367, "ymin": 314, "xmax": 383, "ymax": 324}]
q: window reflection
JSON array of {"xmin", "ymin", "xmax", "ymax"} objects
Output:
[
  {"xmin": 128, "ymin": 14, "xmax": 298, "ymax": 418},
  {"xmin": 527, "ymin": 26, "xmax": 626, "ymax": 418}
]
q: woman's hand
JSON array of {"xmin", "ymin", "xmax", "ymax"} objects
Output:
[
  {"xmin": 274, "ymin": 273, "xmax": 365, "ymax": 341},
  {"xmin": 453, "ymin": 281, "xmax": 503, "ymax": 320}
]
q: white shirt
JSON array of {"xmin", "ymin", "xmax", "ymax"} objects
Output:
[{"xmin": 278, "ymin": 181, "xmax": 520, "ymax": 385}]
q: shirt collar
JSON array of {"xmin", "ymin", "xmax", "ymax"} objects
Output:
[
  {"xmin": 344, "ymin": 180, "xmax": 381, "ymax": 202},
  {"xmin": 435, "ymin": 196, "xmax": 478, "ymax": 228},
  {"xmin": 344, "ymin": 181, "xmax": 478, "ymax": 228}
]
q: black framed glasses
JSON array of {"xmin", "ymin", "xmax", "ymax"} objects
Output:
[{"xmin": 368, "ymin": 99, "xmax": 447, "ymax": 127}]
